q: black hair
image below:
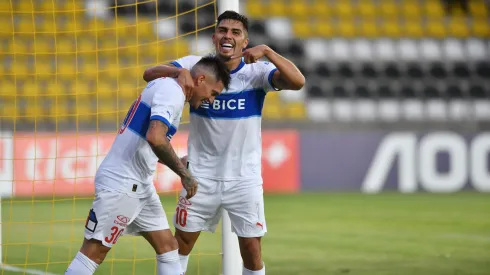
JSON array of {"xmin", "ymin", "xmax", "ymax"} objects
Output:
[
  {"xmin": 217, "ymin": 10, "xmax": 249, "ymax": 32},
  {"xmin": 192, "ymin": 55, "xmax": 231, "ymax": 90}
]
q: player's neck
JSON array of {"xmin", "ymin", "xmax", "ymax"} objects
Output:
[{"xmin": 224, "ymin": 58, "xmax": 242, "ymax": 72}]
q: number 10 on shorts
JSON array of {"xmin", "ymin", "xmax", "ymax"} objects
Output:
[{"xmin": 175, "ymin": 207, "xmax": 187, "ymax": 227}]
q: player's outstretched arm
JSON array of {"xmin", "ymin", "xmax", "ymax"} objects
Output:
[
  {"xmin": 143, "ymin": 65, "xmax": 194, "ymax": 99},
  {"xmin": 146, "ymin": 120, "xmax": 197, "ymax": 199},
  {"xmin": 143, "ymin": 64, "xmax": 181, "ymax": 82},
  {"xmin": 232, "ymin": 45, "xmax": 305, "ymax": 90}
]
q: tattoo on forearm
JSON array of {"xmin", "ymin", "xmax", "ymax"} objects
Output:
[{"xmin": 148, "ymin": 121, "xmax": 188, "ymax": 178}]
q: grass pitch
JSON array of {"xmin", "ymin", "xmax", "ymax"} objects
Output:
[{"xmin": 1, "ymin": 192, "xmax": 489, "ymax": 275}]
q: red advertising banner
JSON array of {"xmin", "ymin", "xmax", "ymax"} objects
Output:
[{"xmin": 2, "ymin": 131, "xmax": 298, "ymax": 197}]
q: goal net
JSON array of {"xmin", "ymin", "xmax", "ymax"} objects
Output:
[{"xmin": 0, "ymin": 0, "xmax": 236, "ymax": 274}]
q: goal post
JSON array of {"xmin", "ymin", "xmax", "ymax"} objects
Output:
[{"xmin": 217, "ymin": 2, "xmax": 243, "ymax": 275}]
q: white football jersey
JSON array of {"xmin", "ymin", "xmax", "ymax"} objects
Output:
[
  {"xmin": 171, "ymin": 55, "xmax": 278, "ymax": 181},
  {"xmin": 96, "ymin": 77, "xmax": 185, "ymax": 197}
]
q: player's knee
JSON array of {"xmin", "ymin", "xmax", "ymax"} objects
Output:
[
  {"xmin": 175, "ymin": 229, "xmax": 199, "ymax": 255},
  {"xmin": 79, "ymin": 239, "xmax": 111, "ymax": 265},
  {"xmin": 239, "ymin": 237, "xmax": 262, "ymax": 270}
]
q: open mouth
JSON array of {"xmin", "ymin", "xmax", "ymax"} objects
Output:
[{"xmin": 220, "ymin": 43, "xmax": 234, "ymax": 52}]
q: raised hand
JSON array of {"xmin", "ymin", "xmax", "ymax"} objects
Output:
[
  {"xmin": 177, "ymin": 69, "xmax": 194, "ymax": 99},
  {"xmin": 230, "ymin": 45, "xmax": 271, "ymax": 64}
]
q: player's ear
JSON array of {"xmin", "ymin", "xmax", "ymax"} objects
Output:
[
  {"xmin": 242, "ymin": 37, "xmax": 249, "ymax": 49},
  {"xmin": 196, "ymin": 75, "xmax": 205, "ymax": 86}
]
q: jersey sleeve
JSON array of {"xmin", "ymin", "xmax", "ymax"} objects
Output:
[
  {"xmin": 170, "ymin": 55, "xmax": 202, "ymax": 70},
  {"xmin": 149, "ymin": 80, "xmax": 185, "ymax": 128},
  {"xmin": 256, "ymin": 61, "xmax": 280, "ymax": 92}
]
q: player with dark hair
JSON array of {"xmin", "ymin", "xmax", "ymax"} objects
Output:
[
  {"xmin": 64, "ymin": 55, "xmax": 230, "ymax": 275},
  {"xmin": 143, "ymin": 10, "xmax": 305, "ymax": 275}
]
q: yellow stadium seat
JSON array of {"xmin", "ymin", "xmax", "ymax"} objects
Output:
[
  {"xmin": 10, "ymin": 38, "xmax": 29, "ymax": 54},
  {"xmin": 24, "ymin": 98, "xmax": 43, "ymax": 120},
  {"xmin": 262, "ymin": 103, "xmax": 283, "ymax": 120},
  {"xmin": 246, "ymin": 0, "xmax": 264, "ymax": 18},
  {"xmin": 39, "ymin": 18, "xmax": 56, "ymax": 33},
  {"xmin": 10, "ymin": 58, "xmax": 29, "ymax": 76},
  {"xmin": 472, "ymin": 19, "xmax": 490, "ymax": 37},
  {"xmin": 337, "ymin": 20, "xmax": 357, "ymax": 37},
  {"xmin": 136, "ymin": 20, "xmax": 157, "ymax": 40},
  {"xmin": 47, "ymin": 97, "xmax": 70, "ymax": 123},
  {"xmin": 76, "ymin": 95, "xmax": 93, "ymax": 123},
  {"xmin": 0, "ymin": 80, "xmax": 16, "ymax": 95},
  {"xmin": 286, "ymin": 102, "xmax": 306, "ymax": 120},
  {"xmin": 292, "ymin": 20, "xmax": 311, "ymax": 38},
  {"xmin": 380, "ymin": 20, "xmax": 402, "ymax": 37},
  {"xmin": 403, "ymin": 2, "xmax": 422, "ymax": 19},
  {"xmin": 40, "ymin": 1, "xmax": 55, "ymax": 12},
  {"xmin": 78, "ymin": 59, "xmax": 97, "ymax": 77},
  {"xmin": 61, "ymin": 0, "xmax": 84, "ymax": 12},
  {"xmin": 57, "ymin": 55, "xmax": 77, "ymax": 77},
  {"xmin": 309, "ymin": 0, "xmax": 329, "ymax": 17},
  {"xmin": 55, "ymin": 37, "xmax": 75, "ymax": 53},
  {"xmin": 33, "ymin": 39, "xmax": 51, "ymax": 54},
  {"xmin": 34, "ymin": 57, "xmax": 54, "ymax": 77},
  {"xmin": 160, "ymin": 40, "xmax": 190, "ymax": 61},
  {"xmin": 72, "ymin": 81, "xmax": 91, "ymax": 96},
  {"xmin": 268, "ymin": 0, "xmax": 288, "ymax": 17},
  {"xmin": 359, "ymin": 19, "xmax": 379, "ymax": 38},
  {"xmin": 404, "ymin": 21, "xmax": 424, "ymax": 38},
  {"xmin": 379, "ymin": 1, "xmax": 398, "ymax": 18},
  {"xmin": 0, "ymin": 16, "xmax": 13, "ymax": 34},
  {"xmin": 15, "ymin": 1, "xmax": 34, "ymax": 12},
  {"xmin": 138, "ymin": 42, "xmax": 159, "ymax": 60},
  {"xmin": 335, "ymin": 1, "xmax": 355, "ymax": 18},
  {"xmin": 77, "ymin": 37, "xmax": 97, "ymax": 54},
  {"xmin": 470, "ymin": 1, "xmax": 489, "ymax": 18},
  {"xmin": 98, "ymin": 100, "xmax": 118, "ymax": 124},
  {"xmin": 0, "ymin": 1, "xmax": 12, "ymax": 13},
  {"xmin": 448, "ymin": 18, "xmax": 470, "ymax": 38},
  {"xmin": 16, "ymin": 16, "xmax": 35, "ymax": 33},
  {"xmin": 96, "ymin": 81, "xmax": 114, "ymax": 100},
  {"xmin": 424, "ymin": 1, "xmax": 445, "ymax": 18},
  {"xmin": 0, "ymin": 97, "xmax": 17, "ymax": 121},
  {"xmin": 119, "ymin": 81, "xmax": 138, "ymax": 100},
  {"xmin": 358, "ymin": 1, "xmax": 376, "ymax": 18},
  {"xmin": 290, "ymin": 0, "xmax": 309, "ymax": 18},
  {"xmin": 22, "ymin": 80, "xmax": 40, "ymax": 96},
  {"xmin": 315, "ymin": 20, "xmax": 335, "ymax": 37},
  {"xmin": 46, "ymin": 81, "xmax": 63, "ymax": 96},
  {"xmin": 426, "ymin": 20, "xmax": 447, "ymax": 38}
]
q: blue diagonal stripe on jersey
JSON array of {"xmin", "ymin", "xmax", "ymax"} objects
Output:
[
  {"xmin": 128, "ymin": 102, "xmax": 177, "ymax": 140},
  {"xmin": 190, "ymin": 88, "xmax": 266, "ymax": 119}
]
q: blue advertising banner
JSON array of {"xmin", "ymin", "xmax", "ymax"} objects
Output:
[{"xmin": 300, "ymin": 131, "xmax": 490, "ymax": 193}]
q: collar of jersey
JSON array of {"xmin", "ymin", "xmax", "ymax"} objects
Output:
[{"xmin": 230, "ymin": 59, "xmax": 245, "ymax": 74}]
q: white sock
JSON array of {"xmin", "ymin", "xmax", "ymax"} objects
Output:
[
  {"xmin": 64, "ymin": 251, "xmax": 99, "ymax": 275},
  {"xmin": 156, "ymin": 249, "xmax": 182, "ymax": 275},
  {"xmin": 242, "ymin": 263, "xmax": 265, "ymax": 275},
  {"xmin": 179, "ymin": 254, "xmax": 189, "ymax": 273}
]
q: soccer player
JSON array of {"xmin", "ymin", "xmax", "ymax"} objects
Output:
[
  {"xmin": 64, "ymin": 56, "xmax": 230, "ymax": 275},
  {"xmin": 143, "ymin": 11, "xmax": 305, "ymax": 275}
]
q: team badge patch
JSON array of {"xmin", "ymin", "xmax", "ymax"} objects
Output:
[{"xmin": 85, "ymin": 209, "xmax": 98, "ymax": 232}]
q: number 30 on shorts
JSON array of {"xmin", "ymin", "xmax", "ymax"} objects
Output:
[
  {"xmin": 175, "ymin": 207, "xmax": 187, "ymax": 227},
  {"xmin": 105, "ymin": 226, "xmax": 124, "ymax": 244}
]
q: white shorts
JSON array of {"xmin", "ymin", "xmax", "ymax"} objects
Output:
[
  {"xmin": 173, "ymin": 177, "xmax": 266, "ymax": 238},
  {"xmin": 84, "ymin": 188, "xmax": 169, "ymax": 247}
]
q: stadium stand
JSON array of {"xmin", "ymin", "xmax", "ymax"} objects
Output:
[{"xmin": 0, "ymin": 0, "xmax": 489, "ymax": 129}]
